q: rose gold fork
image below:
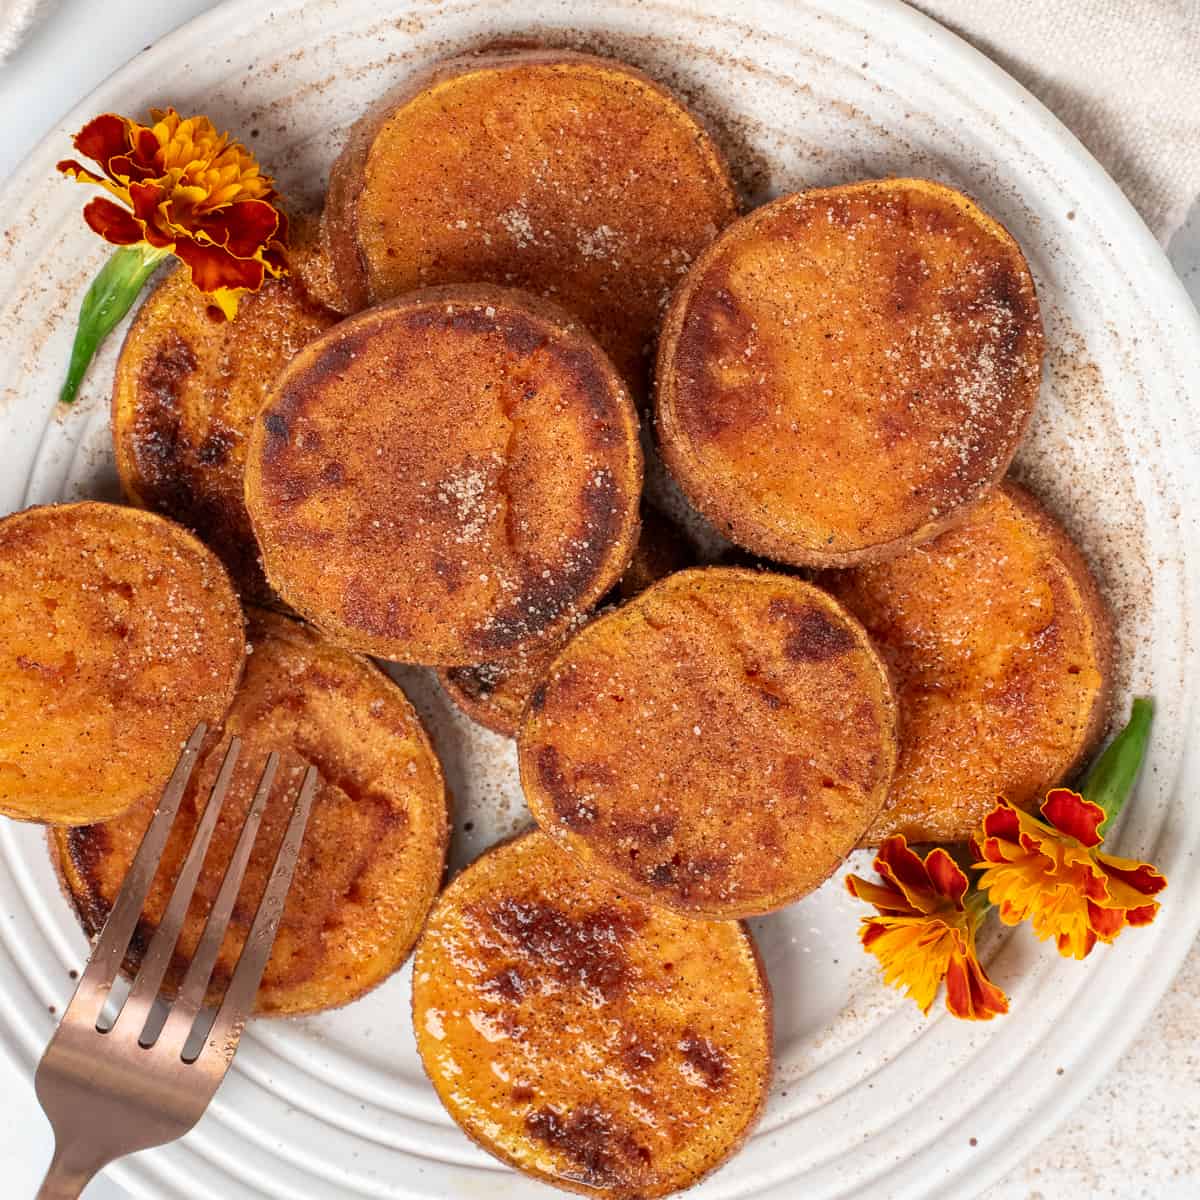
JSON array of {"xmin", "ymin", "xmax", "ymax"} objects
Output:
[{"xmin": 34, "ymin": 723, "xmax": 319, "ymax": 1200}]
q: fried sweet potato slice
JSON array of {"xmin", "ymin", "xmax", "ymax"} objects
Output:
[
  {"xmin": 112, "ymin": 214, "xmax": 341, "ymax": 600},
  {"xmin": 439, "ymin": 506, "xmax": 692, "ymax": 736},
  {"xmin": 656, "ymin": 179, "xmax": 1044, "ymax": 566},
  {"xmin": 822, "ymin": 480, "xmax": 1112, "ymax": 844},
  {"xmin": 325, "ymin": 47, "xmax": 738, "ymax": 400},
  {"xmin": 412, "ymin": 830, "xmax": 771, "ymax": 1199},
  {"xmin": 244, "ymin": 285, "xmax": 643, "ymax": 665},
  {"xmin": 518, "ymin": 567, "xmax": 898, "ymax": 917},
  {"xmin": 0, "ymin": 502, "xmax": 244, "ymax": 825},
  {"xmin": 52, "ymin": 607, "xmax": 447, "ymax": 1015}
]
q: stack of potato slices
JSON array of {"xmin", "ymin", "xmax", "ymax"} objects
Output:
[{"xmin": 0, "ymin": 42, "xmax": 1114, "ymax": 1200}]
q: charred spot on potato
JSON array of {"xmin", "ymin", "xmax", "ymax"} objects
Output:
[
  {"xmin": 485, "ymin": 897, "xmax": 645, "ymax": 1000},
  {"xmin": 678, "ymin": 1031, "xmax": 731, "ymax": 1090},
  {"xmin": 526, "ymin": 1104, "xmax": 647, "ymax": 1188},
  {"xmin": 768, "ymin": 599, "xmax": 858, "ymax": 663}
]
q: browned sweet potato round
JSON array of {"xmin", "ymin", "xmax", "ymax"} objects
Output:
[
  {"xmin": 244, "ymin": 285, "xmax": 643, "ymax": 665},
  {"xmin": 325, "ymin": 47, "xmax": 738, "ymax": 399},
  {"xmin": 112, "ymin": 215, "xmax": 341, "ymax": 599},
  {"xmin": 412, "ymin": 830, "xmax": 771, "ymax": 1199},
  {"xmin": 0, "ymin": 502, "xmax": 244, "ymax": 825},
  {"xmin": 52, "ymin": 607, "xmax": 447, "ymax": 1015},
  {"xmin": 822, "ymin": 480, "xmax": 1112, "ymax": 844},
  {"xmin": 656, "ymin": 178, "xmax": 1044, "ymax": 566},
  {"xmin": 518, "ymin": 567, "xmax": 898, "ymax": 917},
  {"xmin": 439, "ymin": 505, "xmax": 692, "ymax": 736}
]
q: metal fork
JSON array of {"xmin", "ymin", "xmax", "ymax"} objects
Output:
[{"xmin": 34, "ymin": 723, "xmax": 319, "ymax": 1200}]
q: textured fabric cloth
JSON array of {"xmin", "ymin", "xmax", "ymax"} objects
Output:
[
  {"xmin": 0, "ymin": 0, "xmax": 57, "ymax": 61},
  {"xmin": 910, "ymin": 0, "xmax": 1199, "ymax": 242}
]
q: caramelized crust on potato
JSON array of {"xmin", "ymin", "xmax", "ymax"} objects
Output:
[
  {"xmin": 822, "ymin": 481, "xmax": 1112, "ymax": 844},
  {"xmin": 52, "ymin": 607, "xmax": 447, "ymax": 1015},
  {"xmin": 439, "ymin": 506, "xmax": 692, "ymax": 736},
  {"xmin": 112, "ymin": 215, "xmax": 340, "ymax": 599},
  {"xmin": 244, "ymin": 285, "xmax": 643, "ymax": 665},
  {"xmin": 518, "ymin": 567, "xmax": 898, "ymax": 917},
  {"xmin": 412, "ymin": 831, "xmax": 771, "ymax": 1199},
  {"xmin": 0, "ymin": 502, "xmax": 244, "ymax": 825},
  {"xmin": 656, "ymin": 179, "xmax": 1044, "ymax": 566},
  {"xmin": 325, "ymin": 47, "xmax": 738, "ymax": 399}
]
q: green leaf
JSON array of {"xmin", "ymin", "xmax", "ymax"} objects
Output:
[
  {"xmin": 1080, "ymin": 697, "xmax": 1154, "ymax": 833},
  {"xmin": 59, "ymin": 245, "xmax": 169, "ymax": 405}
]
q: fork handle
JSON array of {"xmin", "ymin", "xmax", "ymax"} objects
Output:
[{"xmin": 36, "ymin": 1143, "xmax": 105, "ymax": 1200}]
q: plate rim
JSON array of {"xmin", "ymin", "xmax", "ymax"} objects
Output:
[{"xmin": 0, "ymin": 1, "xmax": 1198, "ymax": 1198}]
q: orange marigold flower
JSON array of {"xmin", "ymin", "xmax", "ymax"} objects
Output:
[
  {"xmin": 972, "ymin": 791, "xmax": 1167, "ymax": 960},
  {"xmin": 846, "ymin": 837, "xmax": 1008, "ymax": 1020},
  {"xmin": 57, "ymin": 108, "xmax": 286, "ymax": 318}
]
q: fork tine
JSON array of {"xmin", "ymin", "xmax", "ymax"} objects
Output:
[
  {"xmin": 110, "ymin": 736, "xmax": 242, "ymax": 1042},
  {"xmin": 196, "ymin": 765, "xmax": 318, "ymax": 1065},
  {"xmin": 156, "ymin": 752, "xmax": 279, "ymax": 1055},
  {"xmin": 69, "ymin": 723, "xmax": 209, "ymax": 1027}
]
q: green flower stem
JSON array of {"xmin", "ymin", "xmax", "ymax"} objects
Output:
[
  {"xmin": 964, "ymin": 887, "xmax": 993, "ymax": 920},
  {"xmin": 1080, "ymin": 697, "xmax": 1155, "ymax": 833},
  {"xmin": 60, "ymin": 244, "xmax": 169, "ymax": 405}
]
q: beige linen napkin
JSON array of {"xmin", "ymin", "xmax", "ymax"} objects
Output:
[
  {"xmin": 0, "ymin": 0, "xmax": 56, "ymax": 61},
  {"xmin": 911, "ymin": 0, "xmax": 1199, "ymax": 242}
]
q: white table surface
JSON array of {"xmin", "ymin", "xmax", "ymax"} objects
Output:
[{"xmin": 1, "ymin": 2, "xmax": 1197, "ymax": 1197}]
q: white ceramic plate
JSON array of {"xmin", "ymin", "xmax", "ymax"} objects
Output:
[{"xmin": 1, "ymin": 1, "xmax": 1198, "ymax": 1197}]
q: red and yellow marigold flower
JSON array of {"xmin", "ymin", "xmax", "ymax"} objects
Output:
[
  {"xmin": 972, "ymin": 790, "xmax": 1166, "ymax": 960},
  {"xmin": 58, "ymin": 108, "xmax": 286, "ymax": 315},
  {"xmin": 971, "ymin": 698, "xmax": 1164, "ymax": 960},
  {"xmin": 55, "ymin": 107, "xmax": 289, "ymax": 403},
  {"xmin": 847, "ymin": 837, "xmax": 1008, "ymax": 1021}
]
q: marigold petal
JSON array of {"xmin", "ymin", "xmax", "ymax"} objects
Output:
[
  {"xmin": 995, "ymin": 898, "xmax": 1028, "ymax": 927},
  {"xmin": 975, "ymin": 835, "xmax": 1014, "ymax": 866},
  {"xmin": 925, "ymin": 847, "xmax": 968, "ymax": 907},
  {"xmin": 262, "ymin": 240, "xmax": 288, "ymax": 277},
  {"xmin": 73, "ymin": 113, "xmax": 132, "ymax": 169},
  {"xmin": 193, "ymin": 197, "xmax": 281, "ymax": 258},
  {"xmin": 133, "ymin": 125, "xmax": 161, "ymax": 166},
  {"xmin": 860, "ymin": 918, "xmax": 888, "ymax": 949},
  {"xmin": 173, "ymin": 237, "xmax": 265, "ymax": 295},
  {"xmin": 858, "ymin": 916, "xmax": 953, "ymax": 1014},
  {"xmin": 846, "ymin": 874, "xmax": 913, "ymax": 915},
  {"xmin": 81, "ymin": 196, "xmax": 142, "ymax": 245},
  {"xmin": 108, "ymin": 151, "xmax": 160, "ymax": 185},
  {"xmin": 944, "ymin": 953, "xmax": 1008, "ymax": 1020},
  {"xmin": 1085, "ymin": 899, "xmax": 1127, "ymax": 943},
  {"xmin": 206, "ymin": 287, "xmax": 241, "ymax": 321},
  {"xmin": 981, "ymin": 798, "xmax": 1022, "ymax": 842},
  {"xmin": 1095, "ymin": 854, "xmax": 1167, "ymax": 898},
  {"xmin": 1041, "ymin": 788, "xmax": 1105, "ymax": 847},
  {"xmin": 1125, "ymin": 903, "xmax": 1159, "ymax": 927},
  {"xmin": 1058, "ymin": 926, "xmax": 1095, "ymax": 959},
  {"xmin": 56, "ymin": 159, "xmax": 107, "ymax": 186},
  {"xmin": 128, "ymin": 180, "xmax": 165, "ymax": 225},
  {"xmin": 875, "ymin": 837, "xmax": 938, "ymax": 913}
]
